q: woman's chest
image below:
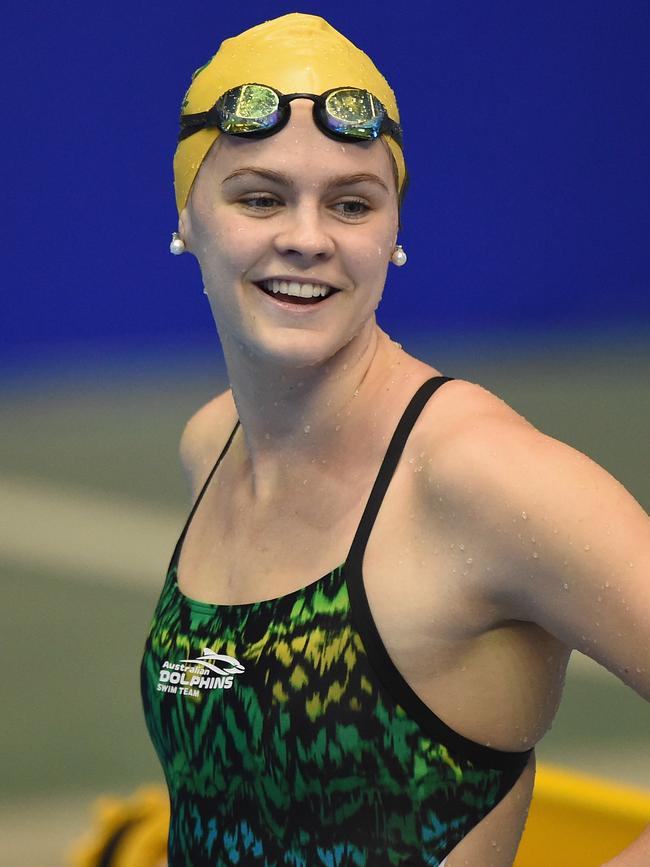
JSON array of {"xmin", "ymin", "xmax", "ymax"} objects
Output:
[
  {"xmin": 176, "ymin": 444, "xmax": 501, "ymax": 655},
  {"xmin": 175, "ymin": 452, "xmax": 569, "ymax": 752}
]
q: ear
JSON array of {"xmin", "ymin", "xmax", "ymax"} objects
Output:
[{"xmin": 178, "ymin": 207, "xmax": 192, "ymax": 253}]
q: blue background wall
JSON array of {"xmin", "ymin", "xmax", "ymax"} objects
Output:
[{"xmin": 5, "ymin": 1, "xmax": 648, "ymax": 372}]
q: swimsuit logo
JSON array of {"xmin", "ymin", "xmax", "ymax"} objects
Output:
[{"xmin": 157, "ymin": 648, "xmax": 245, "ymax": 697}]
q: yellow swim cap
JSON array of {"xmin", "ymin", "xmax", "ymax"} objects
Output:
[{"xmin": 173, "ymin": 13, "xmax": 407, "ymax": 215}]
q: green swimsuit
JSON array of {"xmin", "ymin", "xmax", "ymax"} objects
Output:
[{"xmin": 140, "ymin": 375, "xmax": 533, "ymax": 866}]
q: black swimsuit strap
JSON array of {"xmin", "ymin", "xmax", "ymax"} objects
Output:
[
  {"xmin": 170, "ymin": 374, "xmax": 453, "ymax": 575},
  {"xmin": 168, "ymin": 418, "xmax": 241, "ymax": 570},
  {"xmin": 345, "ymin": 375, "xmax": 455, "ymax": 569}
]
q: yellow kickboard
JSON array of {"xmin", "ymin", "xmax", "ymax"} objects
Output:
[{"xmin": 514, "ymin": 763, "xmax": 650, "ymax": 867}]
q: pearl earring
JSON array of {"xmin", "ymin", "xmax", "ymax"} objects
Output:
[
  {"xmin": 391, "ymin": 244, "xmax": 407, "ymax": 267},
  {"xmin": 169, "ymin": 232, "xmax": 186, "ymax": 255}
]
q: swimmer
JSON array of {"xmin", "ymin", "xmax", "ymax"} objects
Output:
[{"xmin": 140, "ymin": 13, "xmax": 650, "ymax": 866}]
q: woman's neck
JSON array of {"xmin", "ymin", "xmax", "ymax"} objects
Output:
[{"xmin": 219, "ymin": 325, "xmax": 405, "ymax": 503}]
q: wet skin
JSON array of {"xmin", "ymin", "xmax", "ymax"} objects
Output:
[{"xmin": 175, "ymin": 101, "xmax": 650, "ymax": 866}]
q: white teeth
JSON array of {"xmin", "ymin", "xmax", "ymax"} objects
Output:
[{"xmin": 262, "ymin": 279, "xmax": 333, "ymax": 298}]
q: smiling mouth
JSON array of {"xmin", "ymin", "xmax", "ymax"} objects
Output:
[{"xmin": 255, "ymin": 279, "xmax": 340, "ymax": 305}]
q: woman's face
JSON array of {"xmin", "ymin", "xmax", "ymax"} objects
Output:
[{"xmin": 180, "ymin": 99, "xmax": 400, "ymax": 369}]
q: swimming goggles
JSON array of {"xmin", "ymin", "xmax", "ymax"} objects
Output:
[{"xmin": 178, "ymin": 83, "xmax": 403, "ymax": 148}]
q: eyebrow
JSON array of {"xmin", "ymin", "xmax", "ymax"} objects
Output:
[{"xmin": 221, "ymin": 167, "xmax": 389, "ymax": 193}]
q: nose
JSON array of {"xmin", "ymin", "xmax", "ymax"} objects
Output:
[{"xmin": 272, "ymin": 202, "xmax": 335, "ymax": 262}]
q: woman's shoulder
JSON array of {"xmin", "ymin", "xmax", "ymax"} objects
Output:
[
  {"xmin": 408, "ymin": 372, "xmax": 533, "ymax": 438},
  {"xmin": 178, "ymin": 387, "xmax": 237, "ymax": 498},
  {"xmin": 414, "ymin": 375, "xmax": 544, "ymax": 495},
  {"xmin": 432, "ymin": 376, "xmax": 535, "ymax": 435}
]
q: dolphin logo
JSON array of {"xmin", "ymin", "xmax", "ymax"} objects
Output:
[{"xmin": 181, "ymin": 647, "xmax": 246, "ymax": 676}]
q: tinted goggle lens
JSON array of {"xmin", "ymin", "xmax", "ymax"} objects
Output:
[
  {"xmin": 212, "ymin": 85, "xmax": 388, "ymax": 140},
  {"xmin": 216, "ymin": 84, "xmax": 282, "ymax": 134},
  {"xmin": 322, "ymin": 88, "xmax": 385, "ymax": 140}
]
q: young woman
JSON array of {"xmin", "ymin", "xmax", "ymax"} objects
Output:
[{"xmin": 140, "ymin": 13, "xmax": 649, "ymax": 866}]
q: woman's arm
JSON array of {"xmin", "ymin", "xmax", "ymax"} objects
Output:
[
  {"xmin": 602, "ymin": 825, "xmax": 650, "ymax": 866},
  {"xmin": 434, "ymin": 392, "xmax": 650, "ymax": 865}
]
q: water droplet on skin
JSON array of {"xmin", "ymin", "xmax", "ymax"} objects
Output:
[
  {"xmin": 459, "ymin": 543, "xmax": 465, "ymax": 551},
  {"xmin": 552, "ymin": 527, "xmax": 559, "ymax": 534},
  {"xmin": 302, "ymin": 479, "xmax": 308, "ymax": 485},
  {"xmin": 303, "ymin": 425, "xmax": 311, "ymax": 434},
  {"xmin": 604, "ymin": 581, "xmax": 610, "ymax": 588},
  {"xmin": 595, "ymin": 621, "xmax": 600, "ymax": 627},
  {"xmin": 521, "ymin": 511, "xmax": 528, "ymax": 520},
  {"xmin": 335, "ymin": 424, "xmax": 341, "ymax": 431},
  {"xmin": 532, "ymin": 552, "xmax": 539, "ymax": 559},
  {"xmin": 629, "ymin": 562, "xmax": 635, "ymax": 568},
  {"xmin": 408, "ymin": 457, "xmax": 415, "ymax": 464},
  {"xmin": 584, "ymin": 544, "xmax": 591, "ymax": 551},
  {"xmin": 563, "ymin": 583, "xmax": 569, "ymax": 590},
  {"xmin": 466, "ymin": 557, "xmax": 473, "ymax": 564},
  {"xmin": 353, "ymin": 389, "xmax": 359, "ymax": 397},
  {"xmin": 342, "ymin": 364, "xmax": 348, "ymax": 370}
]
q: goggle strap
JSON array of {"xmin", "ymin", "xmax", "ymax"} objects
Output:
[{"xmin": 178, "ymin": 111, "xmax": 211, "ymax": 142}]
